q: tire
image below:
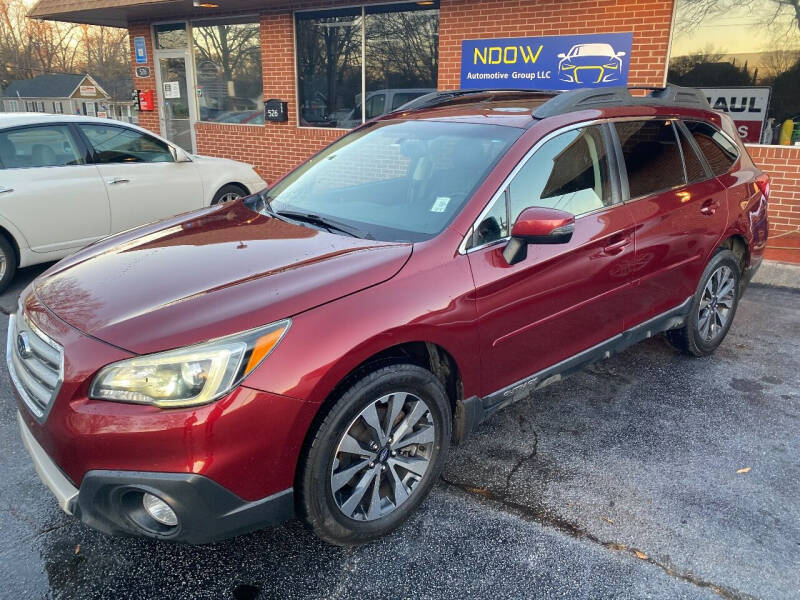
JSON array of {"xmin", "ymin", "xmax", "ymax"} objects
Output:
[
  {"xmin": 666, "ymin": 248, "xmax": 741, "ymax": 357},
  {"xmin": 0, "ymin": 235, "xmax": 17, "ymax": 294},
  {"xmin": 211, "ymin": 184, "xmax": 248, "ymax": 205},
  {"xmin": 298, "ymin": 364, "xmax": 452, "ymax": 546}
]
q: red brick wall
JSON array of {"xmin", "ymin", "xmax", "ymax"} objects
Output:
[
  {"xmin": 437, "ymin": 0, "xmax": 674, "ymax": 89},
  {"xmin": 747, "ymin": 145, "xmax": 800, "ymax": 263},
  {"xmin": 136, "ymin": 0, "xmax": 677, "ymax": 184},
  {"xmin": 128, "ymin": 0, "xmax": 800, "ymax": 264},
  {"xmin": 127, "ymin": 24, "xmax": 159, "ymax": 134}
]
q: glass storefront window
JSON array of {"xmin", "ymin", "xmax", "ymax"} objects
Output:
[
  {"xmin": 296, "ymin": 2, "xmax": 439, "ymax": 129},
  {"xmin": 295, "ymin": 8, "xmax": 363, "ymax": 128},
  {"xmin": 193, "ymin": 18, "xmax": 263, "ymax": 124},
  {"xmin": 668, "ymin": 0, "xmax": 800, "ymax": 145},
  {"xmin": 363, "ymin": 3, "xmax": 438, "ymax": 123},
  {"xmin": 155, "ymin": 23, "xmax": 188, "ymax": 49}
]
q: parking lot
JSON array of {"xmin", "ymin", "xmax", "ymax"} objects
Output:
[{"xmin": 0, "ymin": 265, "xmax": 797, "ymax": 600}]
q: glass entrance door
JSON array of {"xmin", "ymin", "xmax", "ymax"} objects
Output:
[{"xmin": 158, "ymin": 56, "xmax": 195, "ymax": 151}]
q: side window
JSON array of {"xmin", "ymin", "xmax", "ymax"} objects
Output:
[
  {"xmin": 391, "ymin": 92, "xmax": 425, "ymax": 110},
  {"xmin": 614, "ymin": 120, "xmax": 685, "ymax": 198},
  {"xmin": 470, "ymin": 191, "xmax": 509, "ymax": 248},
  {"xmin": 676, "ymin": 124, "xmax": 709, "ymax": 184},
  {"xmin": 0, "ymin": 125, "xmax": 84, "ymax": 169},
  {"xmin": 365, "ymin": 94, "xmax": 387, "ymax": 119},
  {"xmin": 79, "ymin": 125, "xmax": 175, "ymax": 164},
  {"xmin": 683, "ymin": 121, "xmax": 738, "ymax": 177},
  {"xmin": 508, "ymin": 125, "xmax": 613, "ymax": 224}
]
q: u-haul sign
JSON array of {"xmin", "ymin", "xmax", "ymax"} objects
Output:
[{"xmin": 701, "ymin": 87, "xmax": 771, "ymax": 144}]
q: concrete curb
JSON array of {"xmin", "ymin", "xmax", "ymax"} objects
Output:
[{"xmin": 751, "ymin": 260, "xmax": 800, "ymax": 290}]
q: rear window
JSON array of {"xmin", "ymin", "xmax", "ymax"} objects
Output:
[
  {"xmin": 614, "ymin": 120, "xmax": 685, "ymax": 199},
  {"xmin": 683, "ymin": 121, "xmax": 739, "ymax": 177}
]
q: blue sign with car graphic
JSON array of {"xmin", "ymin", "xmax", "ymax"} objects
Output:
[{"xmin": 460, "ymin": 33, "xmax": 633, "ymax": 91}]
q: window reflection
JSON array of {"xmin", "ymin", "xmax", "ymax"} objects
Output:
[
  {"xmin": 155, "ymin": 23, "xmax": 187, "ymax": 50},
  {"xmin": 669, "ymin": 0, "xmax": 800, "ymax": 145},
  {"xmin": 296, "ymin": 8, "xmax": 363, "ymax": 128},
  {"xmin": 193, "ymin": 19, "xmax": 263, "ymax": 124},
  {"xmin": 296, "ymin": 2, "xmax": 439, "ymax": 129},
  {"xmin": 363, "ymin": 3, "xmax": 439, "ymax": 123}
]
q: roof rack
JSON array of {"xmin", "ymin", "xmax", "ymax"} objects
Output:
[
  {"xmin": 393, "ymin": 89, "xmax": 555, "ymax": 113},
  {"xmin": 532, "ymin": 84, "xmax": 710, "ymax": 118}
]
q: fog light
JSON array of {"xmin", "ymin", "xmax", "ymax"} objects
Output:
[{"xmin": 142, "ymin": 493, "xmax": 178, "ymax": 527}]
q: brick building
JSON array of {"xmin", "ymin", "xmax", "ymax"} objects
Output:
[{"xmin": 29, "ymin": 0, "xmax": 800, "ymax": 263}]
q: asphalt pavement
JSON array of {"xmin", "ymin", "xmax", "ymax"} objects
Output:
[{"xmin": 0, "ymin": 265, "xmax": 798, "ymax": 600}]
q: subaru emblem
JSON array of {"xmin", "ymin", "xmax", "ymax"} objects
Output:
[{"xmin": 16, "ymin": 331, "xmax": 33, "ymax": 359}]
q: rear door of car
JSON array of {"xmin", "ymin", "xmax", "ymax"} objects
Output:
[
  {"xmin": 466, "ymin": 122, "xmax": 639, "ymax": 397},
  {"xmin": 0, "ymin": 123, "xmax": 109, "ymax": 253},
  {"xmin": 76, "ymin": 123, "xmax": 204, "ymax": 234},
  {"xmin": 609, "ymin": 118, "xmax": 728, "ymax": 328}
]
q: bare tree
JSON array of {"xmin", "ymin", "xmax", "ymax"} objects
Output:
[
  {"xmin": 83, "ymin": 25, "xmax": 130, "ymax": 84},
  {"xmin": 365, "ymin": 9, "xmax": 439, "ymax": 88},
  {"xmin": 676, "ymin": 0, "xmax": 800, "ymax": 34},
  {"xmin": 0, "ymin": 0, "xmax": 130, "ymax": 92},
  {"xmin": 762, "ymin": 47, "xmax": 800, "ymax": 77}
]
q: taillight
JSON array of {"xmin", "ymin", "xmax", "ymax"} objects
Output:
[{"xmin": 755, "ymin": 174, "xmax": 770, "ymax": 199}]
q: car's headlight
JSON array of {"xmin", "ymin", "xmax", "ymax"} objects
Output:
[{"xmin": 89, "ymin": 320, "xmax": 290, "ymax": 408}]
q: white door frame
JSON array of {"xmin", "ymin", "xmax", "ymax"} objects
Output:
[{"xmin": 152, "ymin": 22, "xmax": 198, "ymax": 152}]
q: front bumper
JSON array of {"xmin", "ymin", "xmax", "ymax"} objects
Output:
[
  {"xmin": 17, "ymin": 411, "xmax": 78, "ymax": 514},
  {"xmin": 18, "ymin": 412, "xmax": 295, "ymax": 543}
]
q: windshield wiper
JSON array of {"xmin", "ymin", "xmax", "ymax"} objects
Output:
[{"xmin": 278, "ymin": 210, "xmax": 372, "ymax": 239}]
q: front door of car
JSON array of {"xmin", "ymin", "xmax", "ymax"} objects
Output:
[
  {"xmin": 466, "ymin": 123, "xmax": 638, "ymax": 397},
  {"xmin": 610, "ymin": 119, "xmax": 730, "ymax": 327},
  {"xmin": 0, "ymin": 123, "xmax": 109, "ymax": 253},
  {"xmin": 76, "ymin": 123, "xmax": 204, "ymax": 233}
]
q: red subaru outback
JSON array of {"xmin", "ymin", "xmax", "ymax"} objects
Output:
[{"xmin": 9, "ymin": 86, "xmax": 769, "ymax": 545}]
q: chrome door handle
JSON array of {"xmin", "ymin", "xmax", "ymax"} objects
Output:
[
  {"xmin": 106, "ymin": 178, "xmax": 130, "ymax": 185},
  {"xmin": 0, "ymin": 186, "xmax": 14, "ymax": 195}
]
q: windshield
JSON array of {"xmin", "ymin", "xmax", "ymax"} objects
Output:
[
  {"xmin": 258, "ymin": 120, "xmax": 523, "ymax": 242},
  {"xmin": 572, "ymin": 44, "xmax": 615, "ymax": 57}
]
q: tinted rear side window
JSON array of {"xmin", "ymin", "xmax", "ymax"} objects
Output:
[
  {"xmin": 683, "ymin": 121, "xmax": 738, "ymax": 177},
  {"xmin": 676, "ymin": 125, "xmax": 709, "ymax": 183},
  {"xmin": 614, "ymin": 120, "xmax": 685, "ymax": 199}
]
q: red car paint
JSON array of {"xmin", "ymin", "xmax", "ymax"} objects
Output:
[{"xmin": 14, "ymin": 95, "xmax": 768, "ymax": 512}]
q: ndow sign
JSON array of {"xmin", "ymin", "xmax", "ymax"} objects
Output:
[{"xmin": 460, "ymin": 33, "xmax": 633, "ymax": 91}]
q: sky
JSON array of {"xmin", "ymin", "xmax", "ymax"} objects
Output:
[{"xmin": 671, "ymin": 0, "xmax": 800, "ymax": 56}]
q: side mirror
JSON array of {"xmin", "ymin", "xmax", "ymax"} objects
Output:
[
  {"xmin": 557, "ymin": 53, "xmax": 566, "ymax": 58},
  {"xmin": 503, "ymin": 207, "xmax": 575, "ymax": 265},
  {"xmin": 171, "ymin": 145, "xmax": 193, "ymax": 162},
  {"xmin": 616, "ymin": 51, "xmax": 626, "ymax": 57}
]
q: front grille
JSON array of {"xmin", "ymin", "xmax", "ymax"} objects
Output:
[{"xmin": 6, "ymin": 312, "xmax": 64, "ymax": 421}]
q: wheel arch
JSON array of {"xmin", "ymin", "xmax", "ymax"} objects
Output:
[
  {"xmin": 297, "ymin": 339, "xmax": 463, "ymax": 456},
  {"xmin": 719, "ymin": 233, "xmax": 749, "ymax": 272},
  {"xmin": 292, "ymin": 339, "xmax": 464, "ymax": 501},
  {"xmin": 0, "ymin": 224, "xmax": 20, "ymax": 268}
]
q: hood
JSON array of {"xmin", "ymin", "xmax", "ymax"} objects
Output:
[
  {"xmin": 34, "ymin": 202, "xmax": 412, "ymax": 354},
  {"xmin": 193, "ymin": 154, "xmax": 251, "ymax": 169}
]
